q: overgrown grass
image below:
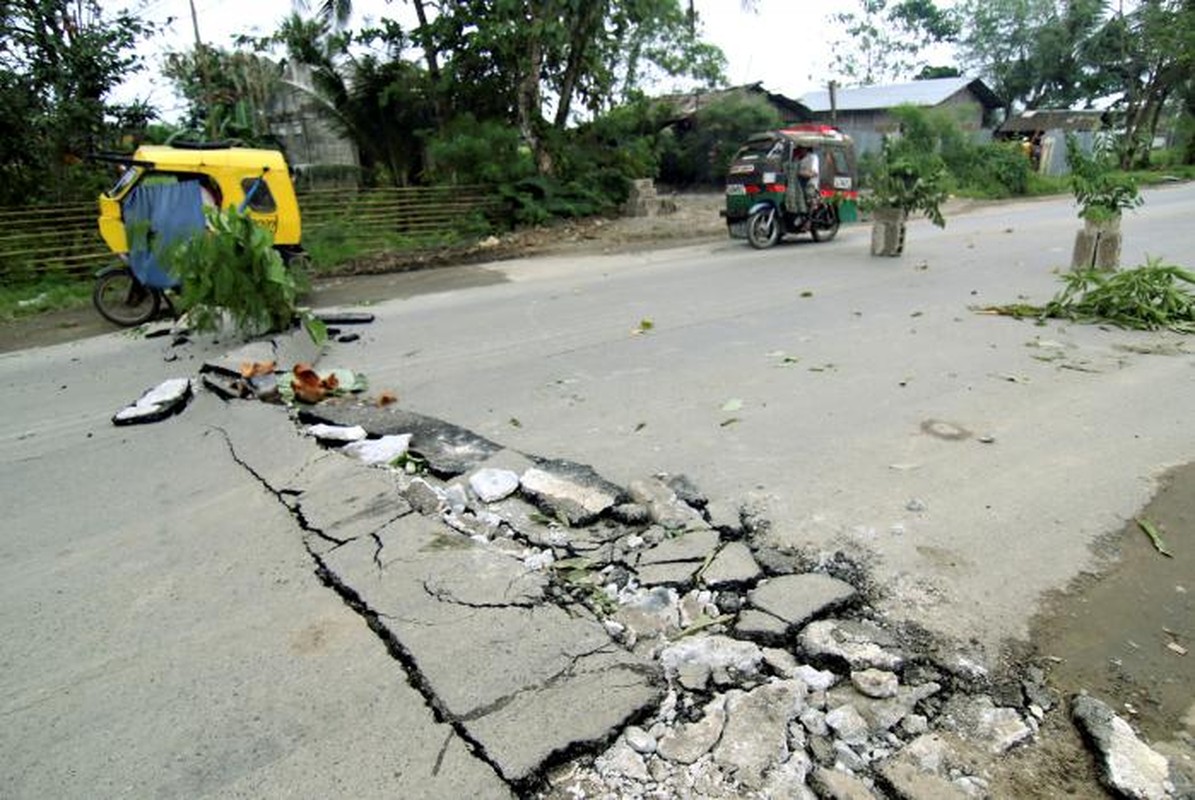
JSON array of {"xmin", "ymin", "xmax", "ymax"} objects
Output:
[
  {"xmin": 302, "ymin": 214, "xmax": 494, "ymax": 273},
  {"xmin": 0, "ymin": 274, "xmax": 91, "ymax": 322}
]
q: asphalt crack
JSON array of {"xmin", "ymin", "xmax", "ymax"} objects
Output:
[{"xmin": 211, "ymin": 426, "xmax": 516, "ymax": 790}]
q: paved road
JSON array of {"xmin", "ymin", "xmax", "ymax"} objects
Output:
[
  {"xmin": 339, "ymin": 183, "xmax": 1195, "ymax": 650},
  {"xmin": 1, "ymin": 185, "xmax": 1192, "ymax": 797}
]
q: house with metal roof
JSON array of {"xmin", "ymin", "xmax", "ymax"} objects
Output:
[
  {"xmin": 799, "ymin": 77, "xmax": 1005, "ymax": 155},
  {"xmin": 996, "ymin": 109, "xmax": 1105, "ymax": 175},
  {"xmin": 656, "ymin": 82, "xmax": 812, "ymax": 129}
]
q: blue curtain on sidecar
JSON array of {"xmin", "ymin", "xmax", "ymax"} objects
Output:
[{"xmin": 122, "ymin": 181, "xmax": 206, "ymax": 290}]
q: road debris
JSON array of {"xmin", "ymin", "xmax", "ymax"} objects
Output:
[
  {"xmin": 1136, "ymin": 517, "xmax": 1174, "ymax": 558},
  {"xmin": 112, "ymin": 377, "xmax": 192, "ymax": 425}
]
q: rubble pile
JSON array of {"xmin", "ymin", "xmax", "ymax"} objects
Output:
[{"xmin": 290, "ymin": 400, "xmax": 1188, "ymax": 799}]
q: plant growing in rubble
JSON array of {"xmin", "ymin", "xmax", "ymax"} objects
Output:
[{"xmin": 166, "ymin": 206, "xmax": 325, "ymax": 343}]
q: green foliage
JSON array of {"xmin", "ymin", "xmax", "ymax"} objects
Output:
[
  {"xmin": 863, "ymin": 106, "xmax": 949, "ymax": 226},
  {"xmin": 424, "ymin": 115, "xmax": 534, "ymax": 186},
  {"xmin": 162, "ymin": 46, "xmax": 283, "ymax": 146},
  {"xmin": 166, "ymin": 207, "xmax": 322, "ymax": 341},
  {"xmin": 1038, "ymin": 259, "xmax": 1195, "ymax": 333},
  {"xmin": 0, "ymin": 1, "xmax": 157, "ymax": 204},
  {"xmin": 0, "ymin": 275, "xmax": 91, "ymax": 322},
  {"xmin": 830, "ymin": 0, "xmax": 960, "ymax": 84},
  {"xmin": 1065, "ymin": 133, "xmax": 1143, "ymax": 223},
  {"xmin": 658, "ymin": 93, "xmax": 783, "ymax": 187}
]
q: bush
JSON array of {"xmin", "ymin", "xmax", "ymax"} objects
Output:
[
  {"xmin": 167, "ymin": 206, "xmax": 323, "ymax": 341},
  {"xmin": 657, "ymin": 94, "xmax": 782, "ymax": 187}
]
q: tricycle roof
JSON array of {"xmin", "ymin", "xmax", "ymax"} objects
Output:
[
  {"xmin": 744, "ymin": 125, "xmax": 853, "ymax": 149},
  {"xmin": 132, "ymin": 145, "xmax": 290, "ymax": 173}
]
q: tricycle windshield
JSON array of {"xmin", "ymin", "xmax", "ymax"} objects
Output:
[
  {"xmin": 734, "ymin": 139, "xmax": 786, "ymax": 162},
  {"xmin": 106, "ymin": 166, "xmax": 141, "ymax": 199}
]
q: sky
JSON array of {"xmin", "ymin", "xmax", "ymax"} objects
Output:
[{"xmin": 117, "ymin": 0, "xmax": 960, "ymax": 121}]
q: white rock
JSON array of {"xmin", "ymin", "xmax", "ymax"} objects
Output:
[
  {"xmin": 624, "ymin": 725, "xmax": 657, "ymax": 755},
  {"xmin": 469, "ymin": 467, "xmax": 520, "ymax": 502},
  {"xmin": 341, "ymin": 433, "xmax": 412, "ymax": 465},
  {"xmin": 304, "ymin": 423, "xmax": 367, "ymax": 441},
  {"xmin": 825, "ymin": 704, "xmax": 870, "ymax": 745},
  {"xmin": 852, "ymin": 668, "xmax": 900, "ymax": 699},
  {"xmin": 793, "ymin": 664, "xmax": 840, "ymax": 692}
]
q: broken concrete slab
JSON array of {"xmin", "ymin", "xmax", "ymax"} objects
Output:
[
  {"xmin": 627, "ymin": 476, "xmax": 709, "ymax": 531},
  {"xmin": 798, "ymin": 619, "xmax": 905, "ymax": 671},
  {"xmin": 659, "ymin": 635, "xmax": 764, "ymax": 689},
  {"xmin": 299, "ymin": 403, "xmax": 503, "ymax": 475},
  {"xmin": 656, "ymin": 696, "xmax": 727, "ymax": 765},
  {"xmin": 320, "ymin": 514, "xmax": 661, "ymax": 784},
  {"xmin": 827, "ymin": 682, "xmax": 942, "ymax": 735},
  {"xmin": 1072, "ymin": 693, "xmax": 1173, "ymax": 800},
  {"xmin": 734, "ymin": 609, "xmax": 790, "ymax": 641},
  {"xmin": 713, "ymin": 680, "xmax": 807, "ymax": 789},
  {"xmin": 810, "ymin": 765, "xmax": 883, "ymax": 799},
  {"xmin": 635, "ymin": 528, "xmax": 721, "ymax": 569},
  {"xmin": 749, "ymin": 574, "xmax": 857, "ymax": 632},
  {"xmin": 304, "ymin": 423, "xmax": 367, "ymax": 442},
  {"xmin": 940, "ymin": 694, "xmax": 1034, "ymax": 754},
  {"xmin": 112, "ymin": 377, "xmax": 192, "ymax": 425},
  {"xmin": 873, "ymin": 732, "xmax": 974, "ymax": 800},
  {"xmin": 200, "ymin": 327, "xmax": 323, "ymax": 380},
  {"xmin": 519, "ymin": 459, "xmax": 624, "ymax": 525},
  {"xmin": 701, "ymin": 541, "xmax": 763, "ymax": 587},
  {"xmin": 851, "ymin": 669, "xmax": 899, "ymax": 700}
]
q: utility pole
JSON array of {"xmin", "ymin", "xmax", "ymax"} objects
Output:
[{"xmin": 189, "ymin": 0, "xmax": 217, "ymax": 140}]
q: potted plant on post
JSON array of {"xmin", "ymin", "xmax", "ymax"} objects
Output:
[
  {"xmin": 864, "ymin": 136, "xmax": 948, "ymax": 257},
  {"xmin": 1066, "ymin": 133, "xmax": 1142, "ymax": 271}
]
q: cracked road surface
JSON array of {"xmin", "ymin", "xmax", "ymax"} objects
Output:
[{"xmin": 2, "ymin": 185, "xmax": 1194, "ymax": 797}]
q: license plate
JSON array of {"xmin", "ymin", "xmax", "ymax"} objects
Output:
[
  {"xmin": 726, "ymin": 184, "xmax": 746, "ymax": 195},
  {"xmin": 728, "ymin": 221, "xmax": 748, "ymax": 239},
  {"xmin": 833, "ymin": 176, "xmax": 853, "ymax": 190}
]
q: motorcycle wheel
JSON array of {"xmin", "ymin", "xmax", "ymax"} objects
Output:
[
  {"xmin": 810, "ymin": 204, "xmax": 840, "ymax": 243},
  {"xmin": 746, "ymin": 207, "xmax": 782, "ymax": 250},
  {"xmin": 93, "ymin": 266, "xmax": 161, "ymax": 327}
]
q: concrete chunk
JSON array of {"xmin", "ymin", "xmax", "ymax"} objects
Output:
[
  {"xmin": 1072, "ymin": 694, "xmax": 1173, "ymax": 800},
  {"xmin": 749, "ymin": 573, "xmax": 857, "ymax": 631}
]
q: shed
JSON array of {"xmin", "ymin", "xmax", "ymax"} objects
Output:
[
  {"xmin": 996, "ymin": 109, "xmax": 1105, "ymax": 175},
  {"xmin": 800, "ymin": 77, "xmax": 1004, "ymax": 155},
  {"xmin": 656, "ymin": 82, "xmax": 812, "ymax": 129}
]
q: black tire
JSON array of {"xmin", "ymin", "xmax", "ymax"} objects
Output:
[
  {"xmin": 746, "ymin": 207, "xmax": 782, "ymax": 250},
  {"xmin": 93, "ymin": 267, "xmax": 160, "ymax": 327},
  {"xmin": 810, "ymin": 204, "xmax": 840, "ymax": 242}
]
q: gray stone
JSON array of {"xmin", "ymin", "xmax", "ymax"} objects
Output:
[
  {"xmin": 701, "ymin": 541, "xmax": 763, "ymax": 587},
  {"xmin": 660, "ymin": 635, "xmax": 764, "ymax": 688},
  {"xmin": 762, "ymin": 647, "xmax": 800, "ymax": 679},
  {"xmin": 713, "ymin": 680, "xmax": 807, "ymax": 789},
  {"xmin": 1072, "ymin": 693, "xmax": 1173, "ymax": 800},
  {"xmin": 941, "ymin": 695, "xmax": 1033, "ymax": 754},
  {"xmin": 636, "ymin": 560, "xmax": 703, "ymax": 586},
  {"xmin": 749, "ymin": 574, "xmax": 857, "ymax": 630},
  {"xmin": 874, "ymin": 733, "xmax": 973, "ymax": 800},
  {"xmin": 801, "ymin": 707, "xmax": 829, "ymax": 737},
  {"xmin": 828, "ymin": 682, "xmax": 941, "ymax": 734},
  {"xmin": 657, "ymin": 696, "xmax": 727, "ymax": 765},
  {"xmin": 321, "ymin": 514, "xmax": 661, "ymax": 783},
  {"xmin": 595, "ymin": 739, "xmax": 650, "ymax": 782},
  {"xmin": 469, "ymin": 467, "xmax": 520, "ymax": 503},
  {"xmin": 793, "ymin": 664, "xmax": 841, "ymax": 692},
  {"xmin": 810, "ymin": 766, "xmax": 882, "ymax": 799},
  {"xmin": 484, "ymin": 495, "xmax": 569, "ymax": 548},
  {"xmin": 298, "ymin": 403, "xmax": 502, "ymax": 475},
  {"xmin": 519, "ymin": 460, "xmax": 623, "ymax": 525},
  {"xmin": 402, "ymin": 476, "xmax": 445, "ymax": 516},
  {"xmin": 798, "ymin": 619, "xmax": 904, "ymax": 671},
  {"xmin": 624, "ymin": 725, "xmax": 657, "ymax": 755},
  {"xmin": 852, "ymin": 668, "xmax": 899, "ymax": 699},
  {"xmin": 628, "ymin": 475, "xmax": 709, "ymax": 531},
  {"xmin": 825, "ymin": 704, "xmax": 870, "ymax": 745},
  {"xmin": 735, "ymin": 609, "xmax": 790, "ymax": 641},
  {"xmin": 635, "ymin": 528, "xmax": 721, "ymax": 568},
  {"xmin": 834, "ymin": 740, "xmax": 869, "ymax": 772},
  {"xmin": 613, "ymin": 586, "xmax": 679, "ymax": 641},
  {"xmin": 759, "ymin": 751, "xmax": 817, "ymax": 800}
]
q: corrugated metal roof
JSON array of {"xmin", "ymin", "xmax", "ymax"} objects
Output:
[
  {"xmin": 998, "ymin": 109, "xmax": 1104, "ymax": 133},
  {"xmin": 801, "ymin": 77, "xmax": 999, "ymax": 112}
]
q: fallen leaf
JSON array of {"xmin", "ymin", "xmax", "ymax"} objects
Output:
[
  {"xmin": 377, "ymin": 390, "xmax": 398, "ymax": 406},
  {"xmin": 1167, "ymin": 642, "xmax": 1188, "ymax": 656},
  {"xmin": 239, "ymin": 360, "xmax": 276, "ymax": 378},
  {"xmin": 509, "ymin": 417, "xmax": 522, "ymax": 428},
  {"xmin": 721, "ymin": 398, "xmax": 743, "ymax": 412},
  {"xmin": 800, "ymin": 290, "xmax": 814, "ymax": 298},
  {"xmin": 719, "ymin": 417, "xmax": 741, "ymax": 427}
]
